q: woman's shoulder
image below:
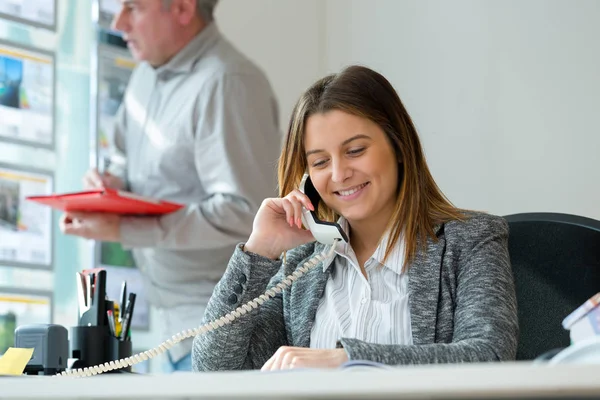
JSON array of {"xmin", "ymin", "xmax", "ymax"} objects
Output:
[{"xmin": 443, "ymin": 210, "xmax": 508, "ymax": 245}]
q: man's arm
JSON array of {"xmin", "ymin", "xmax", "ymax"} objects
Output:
[{"xmin": 119, "ymin": 73, "xmax": 281, "ymax": 250}]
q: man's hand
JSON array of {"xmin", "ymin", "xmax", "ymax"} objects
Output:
[
  {"xmin": 261, "ymin": 347, "xmax": 348, "ymax": 371},
  {"xmin": 83, "ymin": 168, "xmax": 125, "ymax": 190},
  {"xmin": 60, "ymin": 212, "xmax": 121, "ymax": 242}
]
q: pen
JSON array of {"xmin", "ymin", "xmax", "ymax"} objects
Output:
[
  {"xmin": 107, "ymin": 310, "xmax": 116, "ymax": 337},
  {"xmin": 120, "ymin": 293, "xmax": 136, "ymax": 341},
  {"xmin": 119, "ymin": 281, "xmax": 127, "ymax": 323},
  {"xmin": 100, "ymin": 156, "xmax": 111, "ymax": 175},
  {"xmin": 114, "ymin": 303, "xmax": 122, "ymax": 337},
  {"xmin": 89, "ymin": 272, "xmax": 96, "ymax": 305},
  {"xmin": 75, "ymin": 272, "xmax": 87, "ymax": 318},
  {"xmin": 85, "ymin": 274, "xmax": 92, "ymax": 308}
]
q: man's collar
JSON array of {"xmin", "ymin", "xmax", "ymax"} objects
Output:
[{"xmin": 155, "ymin": 22, "xmax": 220, "ymax": 78}]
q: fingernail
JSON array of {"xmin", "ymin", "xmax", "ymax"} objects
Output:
[{"xmin": 296, "ymin": 218, "xmax": 302, "ymax": 228}]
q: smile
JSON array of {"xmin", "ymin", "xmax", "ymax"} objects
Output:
[{"xmin": 335, "ymin": 182, "xmax": 369, "ymax": 197}]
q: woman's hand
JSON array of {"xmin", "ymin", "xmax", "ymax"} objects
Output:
[
  {"xmin": 244, "ymin": 189, "xmax": 316, "ymax": 259},
  {"xmin": 261, "ymin": 347, "xmax": 348, "ymax": 371}
]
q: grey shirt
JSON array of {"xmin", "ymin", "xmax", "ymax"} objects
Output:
[
  {"xmin": 110, "ymin": 23, "xmax": 281, "ymax": 361},
  {"xmin": 192, "ymin": 212, "xmax": 518, "ymax": 370}
]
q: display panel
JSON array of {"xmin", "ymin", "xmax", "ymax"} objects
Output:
[
  {"xmin": 0, "ymin": 0, "xmax": 56, "ymax": 30},
  {"xmin": 0, "ymin": 41, "xmax": 54, "ymax": 148},
  {"xmin": 0, "ymin": 288, "xmax": 52, "ymax": 355},
  {"xmin": 97, "ymin": 44, "xmax": 135, "ymax": 169},
  {"xmin": 0, "ymin": 163, "xmax": 53, "ymax": 268},
  {"xmin": 94, "ymin": 44, "xmax": 146, "ymax": 329},
  {"xmin": 98, "ymin": 0, "xmax": 120, "ymax": 30},
  {"xmin": 102, "ymin": 264, "xmax": 149, "ymax": 330}
]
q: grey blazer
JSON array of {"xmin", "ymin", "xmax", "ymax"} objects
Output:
[{"xmin": 192, "ymin": 212, "xmax": 518, "ymax": 371}]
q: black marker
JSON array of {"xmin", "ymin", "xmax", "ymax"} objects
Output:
[{"xmin": 120, "ymin": 292, "xmax": 136, "ymax": 341}]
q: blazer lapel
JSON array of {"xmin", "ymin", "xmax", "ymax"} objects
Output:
[
  {"xmin": 407, "ymin": 226, "xmax": 445, "ymax": 345},
  {"xmin": 290, "ymin": 243, "xmax": 332, "ymax": 347}
]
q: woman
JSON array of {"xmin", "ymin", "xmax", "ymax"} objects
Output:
[{"xmin": 192, "ymin": 65, "xmax": 518, "ymax": 371}]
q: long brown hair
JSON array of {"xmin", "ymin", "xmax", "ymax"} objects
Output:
[{"xmin": 278, "ymin": 65, "xmax": 464, "ymax": 269}]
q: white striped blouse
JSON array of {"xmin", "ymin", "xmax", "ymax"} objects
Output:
[{"xmin": 309, "ymin": 218, "xmax": 413, "ymax": 349}]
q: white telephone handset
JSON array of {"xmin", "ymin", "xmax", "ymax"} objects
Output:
[
  {"xmin": 299, "ymin": 174, "xmax": 349, "ymax": 245},
  {"xmin": 60, "ymin": 174, "xmax": 343, "ymax": 377}
]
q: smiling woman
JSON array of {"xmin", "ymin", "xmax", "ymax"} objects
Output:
[{"xmin": 192, "ymin": 65, "xmax": 518, "ymax": 372}]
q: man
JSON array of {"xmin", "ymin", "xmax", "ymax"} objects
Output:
[{"xmin": 60, "ymin": 0, "xmax": 280, "ymax": 372}]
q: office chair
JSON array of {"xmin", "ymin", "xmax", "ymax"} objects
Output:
[{"xmin": 504, "ymin": 212, "xmax": 600, "ymax": 360}]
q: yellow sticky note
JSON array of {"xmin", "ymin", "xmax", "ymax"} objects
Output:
[{"xmin": 0, "ymin": 348, "xmax": 34, "ymax": 376}]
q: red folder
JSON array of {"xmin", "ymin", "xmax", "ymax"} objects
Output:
[{"xmin": 26, "ymin": 188, "xmax": 184, "ymax": 215}]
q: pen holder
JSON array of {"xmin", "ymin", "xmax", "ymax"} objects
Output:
[{"xmin": 70, "ymin": 325, "xmax": 132, "ymax": 372}]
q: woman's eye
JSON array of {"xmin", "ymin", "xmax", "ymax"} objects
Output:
[
  {"xmin": 311, "ymin": 159, "xmax": 328, "ymax": 168},
  {"xmin": 348, "ymin": 147, "xmax": 365, "ymax": 156}
]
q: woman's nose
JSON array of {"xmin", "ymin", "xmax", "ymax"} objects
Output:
[{"xmin": 330, "ymin": 159, "xmax": 351, "ymax": 183}]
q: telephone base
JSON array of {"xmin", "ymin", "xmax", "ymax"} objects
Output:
[{"xmin": 24, "ymin": 366, "xmax": 66, "ymax": 376}]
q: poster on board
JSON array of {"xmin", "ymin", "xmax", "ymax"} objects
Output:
[
  {"xmin": 101, "ymin": 264, "xmax": 149, "ymax": 330},
  {"xmin": 0, "ymin": 41, "xmax": 54, "ymax": 148},
  {"xmin": 0, "ymin": 0, "xmax": 56, "ymax": 30},
  {"xmin": 98, "ymin": 0, "xmax": 120, "ymax": 30},
  {"xmin": 0, "ymin": 289, "xmax": 52, "ymax": 355},
  {"xmin": 94, "ymin": 45, "xmax": 147, "ymax": 329},
  {"xmin": 97, "ymin": 44, "xmax": 135, "ymax": 169},
  {"xmin": 0, "ymin": 164, "xmax": 53, "ymax": 268}
]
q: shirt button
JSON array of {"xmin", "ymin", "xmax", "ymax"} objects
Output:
[
  {"xmin": 361, "ymin": 298, "xmax": 367, "ymax": 304},
  {"xmin": 238, "ymin": 274, "xmax": 247, "ymax": 285},
  {"xmin": 227, "ymin": 294, "xmax": 238, "ymax": 305}
]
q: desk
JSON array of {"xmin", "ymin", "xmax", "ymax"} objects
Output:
[{"xmin": 1, "ymin": 362, "xmax": 599, "ymax": 399}]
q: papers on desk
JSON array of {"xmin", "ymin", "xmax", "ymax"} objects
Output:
[
  {"xmin": 260, "ymin": 360, "xmax": 394, "ymax": 375},
  {"xmin": 562, "ymin": 292, "xmax": 600, "ymax": 343},
  {"xmin": 0, "ymin": 347, "xmax": 33, "ymax": 376},
  {"xmin": 340, "ymin": 360, "xmax": 393, "ymax": 371}
]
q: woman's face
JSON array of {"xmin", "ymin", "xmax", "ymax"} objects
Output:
[{"xmin": 304, "ymin": 110, "xmax": 399, "ymax": 227}]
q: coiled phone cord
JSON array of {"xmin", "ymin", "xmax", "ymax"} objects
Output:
[{"xmin": 58, "ymin": 241, "xmax": 338, "ymax": 377}]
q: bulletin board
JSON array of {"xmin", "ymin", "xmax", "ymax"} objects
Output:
[
  {"xmin": 96, "ymin": 44, "xmax": 135, "ymax": 169},
  {"xmin": 0, "ymin": 40, "xmax": 55, "ymax": 149},
  {"xmin": 0, "ymin": 287, "xmax": 52, "ymax": 354},
  {"xmin": 92, "ymin": 36, "xmax": 149, "ymax": 331},
  {"xmin": 0, "ymin": 0, "xmax": 57, "ymax": 31},
  {"xmin": 98, "ymin": 0, "xmax": 119, "ymax": 30},
  {"xmin": 0, "ymin": 162, "xmax": 53, "ymax": 269}
]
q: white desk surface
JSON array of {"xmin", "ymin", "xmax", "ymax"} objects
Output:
[{"xmin": 1, "ymin": 361, "xmax": 600, "ymax": 399}]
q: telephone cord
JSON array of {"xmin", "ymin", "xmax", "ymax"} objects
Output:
[{"xmin": 58, "ymin": 241, "xmax": 338, "ymax": 377}]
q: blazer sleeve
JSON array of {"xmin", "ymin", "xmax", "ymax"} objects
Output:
[
  {"xmin": 192, "ymin": 243, "xmax": 314, "ymax": 371},
  {"xmin": 338, "ymin": 215, "xmax": 519, "ymax": 364}
]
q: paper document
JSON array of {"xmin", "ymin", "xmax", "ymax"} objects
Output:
[{"xmin": 0, "ymin": 347, "xmax": 33, "ymax": 375}]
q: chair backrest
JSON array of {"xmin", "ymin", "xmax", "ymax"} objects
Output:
[{"xmin": 504, "ymin": 212, "xmax": 600, "ymax": 360}]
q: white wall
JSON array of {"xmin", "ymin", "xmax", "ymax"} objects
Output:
[
  {"xmin": 216, "ymin": 0, "xmax": 326, "ymax": 131},
  {"xmin": 324, "ymin": 0, "xmax": 600, "ymax": 219}
]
